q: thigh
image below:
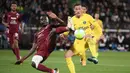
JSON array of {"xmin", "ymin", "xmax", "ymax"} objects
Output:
[
  {"xmin": 65, "ymin": 49, "xmax": 74, "ymax": 58},
  {"xmin": 9, "ymin": 33, "xmax": 14, "ymax": 46},
  {"xmin": 73, "ymin": 39, "xmax": 86, "ymax": 52}
]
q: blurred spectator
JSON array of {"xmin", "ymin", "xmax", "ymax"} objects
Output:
[
  {"xmin": 117, "ymin": 33, "xmax": 125, "ymax": 51},
  {"xmin": 123, "ymin": 33, "xmax": 130, "ymax": 51},
  {"xmin": 106, "ymin": 33, "xmax": 118, "ymax": 50}
]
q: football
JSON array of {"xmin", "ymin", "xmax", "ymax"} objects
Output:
[{"xmin": 74, "ymin": 29, "xmax": 86, "ymax": 40}]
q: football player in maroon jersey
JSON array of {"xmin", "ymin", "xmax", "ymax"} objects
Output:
[
  {"xmin": 15, "ymin": 11, "xmax": 72, "ymax": 73},
  {"xmin": 2, "ymin": 2, "xmax": 23, "ymax": 61}
]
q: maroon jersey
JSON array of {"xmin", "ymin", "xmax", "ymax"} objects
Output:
[
  {"xmin": 34, "ymin": 25, "xmax": 67, "ymax": 58},
  {"xmin": 3, "ymin": 12, "xmax": 21, "ymax": 33}
]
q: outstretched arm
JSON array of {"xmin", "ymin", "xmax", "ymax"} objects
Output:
[
  {"xmin": 46, "ymin": 11, "xmax": 66, "ymax": 25},
  {"xmin": 15, "ymin": 43, "xmax": 37, "ymax": 65}
]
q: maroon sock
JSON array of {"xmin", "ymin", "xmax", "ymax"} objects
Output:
[
  {"xmin": 56, "ymin": 26, "xmax": 68, "ymax": 34},
  {"xmin": 13, "ymin": 48, "xmax": 20, "ymax": 60},
  {"xmin": 12, "ymin": 49, "xmax": 16, "ymax": 55},
  {"xmin": 37, "ymin": 64, "xmax": 53, "ymax": 73}
]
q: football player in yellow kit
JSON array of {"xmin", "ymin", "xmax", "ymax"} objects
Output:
[
  {"xmin": 80, "ymin": 5, "xmax": 103, "ymax": 65},
  {"xmin": 65, "ymin": 3, "xmax": 102, "ymax": 73},
  {"xmin": 87, "ymin": 13, "xmax": 103, "ymax": 63}
]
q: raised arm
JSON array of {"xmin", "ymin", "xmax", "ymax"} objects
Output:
[{"xmin": 46, "ymin": 11, "xmax": 66, "ymax": 25}]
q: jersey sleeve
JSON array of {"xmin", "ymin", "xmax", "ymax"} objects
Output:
[
  {"xmin": 88, "ymin": 15, "xmax": 103, "ymax": 36},
  {"xmin": 2, "ymin": 13, "xmax": 8, "ymax": 23}
]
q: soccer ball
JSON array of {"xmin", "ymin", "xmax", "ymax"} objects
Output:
[{"xmin": 74, "ymin": 29, "xmax": 86, "ymax": 40}]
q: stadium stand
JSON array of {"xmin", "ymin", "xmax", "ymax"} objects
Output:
[{"xmin": 0, "ymin": 0, "xmax": 130, "ymax": 51}]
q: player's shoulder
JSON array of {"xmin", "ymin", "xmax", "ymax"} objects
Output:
[
  {"xmin": 71, "ymin": 15, "xmax": 76, "ymax": 19},
  {"xmin": 6, "ymin": 12, "xmax": 11, "ymax": 15},
  {"xmin": 83, "ymin": 13, "xmax": 93, "ymax": 18},
  {"xmin": 99, "ymin": 19, "xmax": 102, "ymax": 22}
]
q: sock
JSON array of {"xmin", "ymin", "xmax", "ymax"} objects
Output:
[
  {"xmin": 96, "ymin": 43, "xmax": 99, "ymax": 58},
  {"xmin": 13, "ymin": 48, "xmax": 20, "ymax": 60},
  {"xmin": 65, "ymin": 58, "xmax": 75, "ymax": 73},
  {"xmin": 12, "ymin": 49, "xmax": 16, "ymax": 55},
  {"xmin": 81, "ymin": 52, "xmax": 86, "ymax": 60},
  {"xmin": 88, "ymin": 39, "xmax": 98, "ymax": 58},
  {"xmin": 37, "ymin": 64, "xmax": 53, "ymax": 73}
]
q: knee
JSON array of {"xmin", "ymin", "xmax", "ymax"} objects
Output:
[
  {"xmin": 31, "ymin": 61, "xmax": 37, "ymax": 68},
  {"xmin": 64, "ymin": 50, "xmax": 74, "ymax": 58},
  {"xmin": 65, "ymin": 53, "xmax": 70, "ymax": 58}
]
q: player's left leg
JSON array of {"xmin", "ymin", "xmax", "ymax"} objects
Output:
[
  {"xmin": 65, "ymin": 49, "xmax": 75, "ymax": 73},
  {"xmin": 31, "ymin": 55, "xmax": 59, "ymax": 73},
  {"xmin": 87, "ymin": 38, "xmax": 98, "ymax": 64},
  {"xmin": 79, "ymin": 40, "xmax": 89, "ymax": 66},
  {"xmin": 9, "ymin": 33, "xmax": 20, "ymax": 61},
  {"xmin": 80, "ymin": 52, "xmax": 86, "ymax": 66}
]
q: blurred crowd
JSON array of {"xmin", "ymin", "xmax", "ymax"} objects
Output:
[
  {"xmin": 0, "ymin": 0, "xmax": 130, "ymax": 28},
  {"xmin": 0, "ymin": 0, "xmax": 130, "ymax": 51},
  {"xmin": 82, "ymin": 0, "xmax": 130, "ymax": 29}
]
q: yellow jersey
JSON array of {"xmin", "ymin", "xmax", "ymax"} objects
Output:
[
  {"xmin": 96, "ymin": 19, "xmax": 103, "ymax": 29},
  {"xmin": 72, "ymin": 14, "xmax": 92, "ymax": 35},
  {"xmin": 92, "ymin": 19, "xmax": 103, "ymax": 39},
  {"xmin": 72, "ymin": 13, "xmax": 102, "ymax": 37}
]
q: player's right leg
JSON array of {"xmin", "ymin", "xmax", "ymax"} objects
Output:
[
  {"xmin": 31, "ymin": 55, "xmax": 59, "ymax": 73},
  {"xmin": 80, "ymin": 52, "xmax": 86, "ymax": 66},
  {"xmin": 65, "ymin": 49, "xmax": 75, "ymax": 73}
]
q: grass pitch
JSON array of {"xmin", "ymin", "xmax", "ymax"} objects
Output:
[{"xmin": 0, "ymin": 50, "xmax": 130, "ymax": 73}]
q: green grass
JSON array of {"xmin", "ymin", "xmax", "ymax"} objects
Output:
[{"xmin": 0, "ymin": 50, "xmax": 130, "ymax": 73}]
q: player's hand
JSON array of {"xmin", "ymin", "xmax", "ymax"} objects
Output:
[
  {"xmin": 21, "ymin": 29, "xmax": 24, "ymax": 33},
  {"xmin": 15, "ymin": 56, "xmax": 26, "ymax": 65},
  {"xmin": 15, "ymin": 60, "xmax": 23, "ymax": 65},
  {"xmin": 59, "ymin": 34, "xmax": 66, "ymax": 39},
  {"xmin": 90, "ymin": 24, "xmax": 94, "ymax": 30},
  {"xmin": 47, "ymin": 11, "xmax": 58, "ymax": 19},
  {"xmin": 5, "ymin": 23, "xmax": 9, "ymax": 27}
]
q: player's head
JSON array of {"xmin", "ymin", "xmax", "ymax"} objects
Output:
[
  {"xmin": 82, "ymin": 4, "xmax": 88, "ymax": 13},
  {"xmin": 73, "ymin": 3, "xmax": 83, "ymax": 17},
  {"xmin": 11, "ymin": 1, "xmax": 17, "ymax": 11},
  {"xmin": 94, "ymin": 13, "xmax": 100, "ymax": 19}
]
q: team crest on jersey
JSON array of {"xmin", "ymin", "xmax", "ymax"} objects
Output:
[{"xmin": 83, "ymin": 21, "xmax": 86, "ymax": 24}]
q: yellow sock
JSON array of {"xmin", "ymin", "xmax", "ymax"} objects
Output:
[
  {"xmin": 88, "ymin": 39, "xmax": 98, "ymax": 58},
  {"xmin": 96, "ymin": 43, "xmax": 99, "ymax": 58},
  {"xmin": 80, "ymin": 52, "xmax": 86, "ymax": 66},
  {"xmin": 65, "ymin": 57, "xmax": 76, "ymax": 73}
]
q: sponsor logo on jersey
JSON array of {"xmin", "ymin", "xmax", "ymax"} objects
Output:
[{"xmin": 78, "ymin": 26, "xmax": 89, "ymax": 30}]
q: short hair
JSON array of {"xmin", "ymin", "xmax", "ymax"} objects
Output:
[
  {"xmin": 81, "ymin": 3, "xmax": 88, "ymax": 9},
  {"xmin": 11, "ymin": 1, "xmax": 17, "ymax": 5},
  {"xmin": 95, "ymin": 13, "xmax": 99, "ymax": 15},
  {"xmin": 73, "ymin": 3, "xmax": 82, "ymax": 8}
]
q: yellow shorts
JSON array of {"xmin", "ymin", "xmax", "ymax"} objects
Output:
[
  {"xmin": 70, "ymin": 36, "xmax": 98, "ymax": 56},
  {"xmin": 70, "ymin": 39, "xmax": 86, "ymax": 56}
]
